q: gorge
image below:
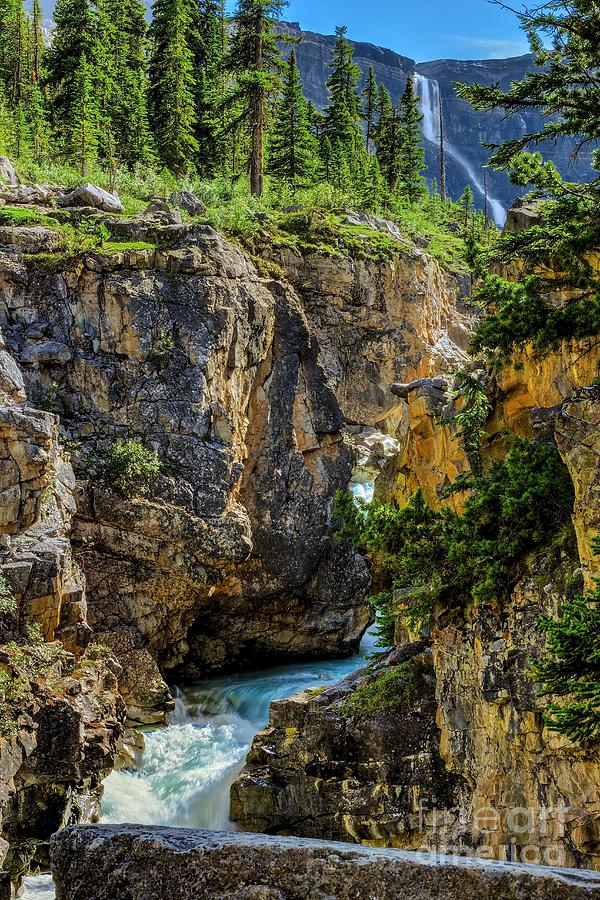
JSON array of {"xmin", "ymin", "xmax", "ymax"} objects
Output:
[
  {"xmin": 0, "ymin": 2, "xmax": 599, "ymax": 892},
  {"xmin": 0, "ymin": 178, "xmax": 597, "ymax": 897}
]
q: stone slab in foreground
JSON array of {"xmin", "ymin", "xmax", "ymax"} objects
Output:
[{"xmin": 50, "ymin": 824, "xmax": 600, "ymax": 900}]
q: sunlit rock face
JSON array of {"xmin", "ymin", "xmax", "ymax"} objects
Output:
[
  {"xmin": 0, "ymin": 323, "xmax": 125, "ymax": 874},
  {"xmin": 0, "ymin": 205, "xmax": 474, "ymax": 723},
  {"xmin": 231, "ymin": 200, "xmax": 600, "ymax": 870}
]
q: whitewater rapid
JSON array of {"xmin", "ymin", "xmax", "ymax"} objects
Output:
[{"xmin": 22, "ymin": 622, "xmax": 379, "ymax": 899}]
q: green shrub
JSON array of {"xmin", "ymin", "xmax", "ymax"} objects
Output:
[
  {"xmin": 36, "ymin": 382, "xmax": 62, "ymax": 414},
  {"xmin": 344, "ymin": 660, "xmax": 425, "ymax": 718},
  {"xmin": 531, "ymin": 537, "xmax": 600, "ymax": 745},
  {"xmin": 148, "ymin": 331, "xmax": 176, "ymax": 361},
  {"xmin": 442, "ymin": 371, "xmax": 491, "ymax": 475},
  {"xmin": 335, "ymin": 439, "xmax": 574, "ymax": 629},
  {"xmin": 98, "ymin": 439, "xmax": 161, "ymax": 497},
  {"xmin": 0, "ymin": 576, "xmax": 18, "ymax": 637}
]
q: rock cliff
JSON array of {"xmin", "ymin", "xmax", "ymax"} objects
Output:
[
  {"xmin": 0, "ymin": 312, "xmax": 125, "ymax": 877},
  {"xmin": 0, "ymin": 195, "xmax": 474, "ymax": 733},
  {"xmin": 231, "ymin": 208, "xmax": 600, "ymax": 868}
]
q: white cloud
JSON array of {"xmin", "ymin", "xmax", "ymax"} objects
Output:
[{"xmin": 447, "ymin": 35, "xmax": 530, "ymax": 59}]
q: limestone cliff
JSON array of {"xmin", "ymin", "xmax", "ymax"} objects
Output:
[
  {"xmin": 0, "ymin": 316, "xmax": 125, "ymax": 877},
  {"xmin": 0, "ymin": 197, "xmax": 473, "ymax": 733}
]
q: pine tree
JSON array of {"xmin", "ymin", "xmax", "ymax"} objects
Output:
[
  {"xmin": 373, "ymin": 84, "xmax": 401, "ymax": 192},
  {"xmin": 24, "ymin": 0, "xmax": 49, "ymax": 161},
  {"xmin": 0, "ymin": 0, "xmax": 26, "ymax": 106},
  {"xmin": 323, "ymin": 26, "xmax": 364, "ymax": 175},
  {"xmin": 68, "ymin": 52, "xmax": 99, "ymax": 174},
  {"xmin": 359, "ymin": 153, "xmax": 384, "ymax": 211},
  {"xmin": 148, "ymin": 0, "xmax": 199, "ymax": 175},
  {"xmin": 460, "ymin": 0, "xmax": 600, "ymax": 360},
  {"xmin": 362, "ymin": 65, "xmax": 377, "ymax": 153},
  {"xmin": 267, "ymin": 49, "xmax": 318, "ymax": 192},
  {"xmin": 438, "ymin": 90, "xmax": 446, "ymax": 201},
  {"xmin": 104, "ymin": 0, "xmax": 152, "ymax": 166},
  {"xmin": 397, "ymin": 74, "xmax": 426, "ymax": 202},
  {"xmin": 46, "ymin": 0, "xmax": 101, "ymax": 128},
  {"xmin": 0, "ymin": 81, "xmax": 14, "ymax": 156},
  {"xmin": 226, "ymin": 0, "xmax": 288, "ymax": 197},
  {"xmin": 195, "ymin": 0, "xmax": 227, "ymax": 176},
  {"xmin": 460, "ymin": 184, "xmax": 474, "ymax": 232}
]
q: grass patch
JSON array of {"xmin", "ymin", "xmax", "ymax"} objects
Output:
[
  {"xmin": 0, "ymin": 206, "xmax": 61, "ymax": 227},
  {"xmin": 344, "ymin": 660, "xmax": 425, "ymax": 718}
]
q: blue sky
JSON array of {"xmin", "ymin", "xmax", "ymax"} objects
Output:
[{"xmin": 279, "ymin": 0, "xmax": 529, "ymax": 62}]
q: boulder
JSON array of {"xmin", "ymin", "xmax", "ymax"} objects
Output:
[
  {"xmin": 0, "ymin": 157, "xmax": 18, "ymax": 187},
  {"xmin": 59, "ymin": 183, "xmax": 123, "ymax": 214},
  {"xmin": 344, "ymin": 210, "xmax": 406, "ymax": 242},
  {"xmin": 0, "ymin": 226, "xmax": 63, "ymax": 254},
  {"xmin": 21, "ymin": 340, "xmax": 73, "ymax": 365},
  {"xmin": 50, "ymin": 825, "xmax": 600, "ymax": 900},
  {"xmin": 504, "ymin": 197, "xmax": 543, "ymax": 233},
  {"xmin": 170, "ymin": 190, "xmax": 206, "ymax": 217},
  {"xmin": 0, "ymin": 183, "xmax": 56, "ymax": 205}
]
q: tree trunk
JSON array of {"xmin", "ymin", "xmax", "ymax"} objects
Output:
[
  {"xmin": 250, "ymin": 90, "xmax": 264, "ymax": 197},
  {"xmin": 250, "ymin": 7, "xmax": 265, "ymax": 198},
  {"xmin": 439, "ymin": 92, "xmax": 446, "ymax": 202}
]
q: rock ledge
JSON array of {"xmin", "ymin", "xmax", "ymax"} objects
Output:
[{"xmin": 50, "ymin": 825, "xmax": 600, "ymax": 899}]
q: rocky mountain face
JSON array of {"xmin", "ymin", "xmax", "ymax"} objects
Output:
[
  {"xmin": 231, "ymin": 206, "xmax": 600, "ymax": 870},
  {"xmin": 279, "ymin": 22, "xmax": 594, "ymax": 222},
  {"xmin": 0, "ymin": 257, "xmax": 125, "ymax": 877}
]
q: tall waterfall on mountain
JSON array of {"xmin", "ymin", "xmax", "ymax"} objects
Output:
[{"xmin": 414, "ymin": 73, "xmax": 507, "ymax": 226}]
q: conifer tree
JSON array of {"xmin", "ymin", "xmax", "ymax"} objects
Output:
[
  {"xmin": 323, "ymin": 26, "xmax": 363, "ymax": 173},
  {"xmin": 0, "ymin": 82, "xmax": 14, "ymax": 156},
  {"xmin": 373, "ymin": 84, "xmax": 401, "ymax": 191},
  {"xmin": 68, "ymin": 52, "xmax": 99, "ymax": 174},
  {"xmin": 460, "ymin": 184, "xmax": 474, "ymax": 232},
  {"xmin": 46, "ymin": 0, "xmax": 98, "ymax": 122},
  {"xmin": 267, "ymin": 49, "xmax": 317, "ymax": 192},
  {"xmin": 104, "ymin": 0, "xmax": 152, "ymax": 166},
  {"xmin": 460, "ymin": 0, "xmax": 600, "ymax": 361},
  {"xmin": 362, "ymin": 65, "xmax": 377, "ymax": 152},
  {"xmin": 195, "ymin": 0, "xmax": 227, "ymax": 176},
  {"xmin": 0, "ymin": 0, "xmax": 26, "ymax": 106},
  {"xmin": 24, "ymin": 0, "xmax": 49, "ymax": 161},
  {"xmin": 359, "ymin": 153, "xmax": 384, "ymax": 211},
  {"xmin": 397, "ymin": 74, "xmax": 426, "ymax": 202},
  {"xmin": 226, "ymin": 0, "xmax": 288, "ymax": 197},
  {"xmin": 532, "ymin": 538, "xmax": 600, "ymax": 745},
  {"xmin": 148, "ymin": 0, "xmax": 199, "ymax": 175}
]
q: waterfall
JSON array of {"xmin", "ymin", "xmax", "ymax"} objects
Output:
[
  {"xmin": 414, "ymin": 73, "xmax": 507, "ymax": 227},
  {"xmin": 414, "ymin": 73, "xmax": 441, "ymax": 144}
]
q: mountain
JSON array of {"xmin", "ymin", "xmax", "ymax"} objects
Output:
[{"xmin": 279, "ymin": 22, "xmax": 594, "ymax": 224}]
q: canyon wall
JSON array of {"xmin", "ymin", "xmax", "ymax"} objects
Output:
[
  {"xmin": 0, "ymin": 304, "xmax": 124, "ymax": 875},
  {"xmin": 232, "ymin": 212, "xmax": 600, "ymax": 868},
  {"xmin": 0, "ymin": 193, "xmax": 472, "ymax": 733}
]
